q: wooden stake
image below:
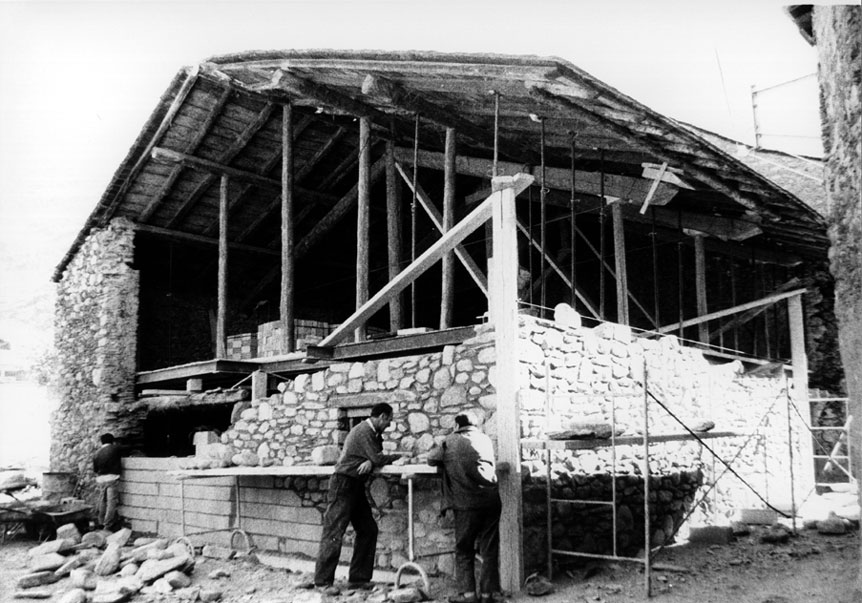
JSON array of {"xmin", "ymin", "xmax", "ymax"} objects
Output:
[
  {"xmin": 280, "ymin": 104, "xmax": 296, "ymax": 353},
  {"xmin": 356, "ymin": 117, "xmax": 371, "ymax": 342},
  {"xmin": 385, "ymin": 138, "xmax": 404, "ymax": 332},
  {"xmin": 216, "ymin": 174, "xmax": 229, "ymax": 358},
  {"xmin": 440, "ymin": 127, "xmax": 456, "ymax": 329}
]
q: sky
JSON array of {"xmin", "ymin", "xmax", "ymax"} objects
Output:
[{"xmin": 0, "ymin": 0, "xmax": 824, "ymax": 356}]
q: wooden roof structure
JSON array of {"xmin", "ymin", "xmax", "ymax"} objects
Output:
[{"xmin": 55, "ymin": 49, "xmax": 827, "ymax": 284}]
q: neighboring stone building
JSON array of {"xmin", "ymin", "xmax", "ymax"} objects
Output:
[
  {"xmin": 788, "ymin": 3, "xmax": 862, "ymax": 594},
  {"xmin": 50, "ymin": 50, "xmax": 842, "ymax": 590}
]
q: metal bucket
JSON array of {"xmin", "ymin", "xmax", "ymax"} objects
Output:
[{"xmin": 41, "ymin": 472, "xmax": 77, "ymax": 501}]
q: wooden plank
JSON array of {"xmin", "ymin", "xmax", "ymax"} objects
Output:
[
  {"xmin": 281, "ymin": 104, "xmax": 296, "ymax": 353},
  {"xmin": 490, "ymin": 176, "xmax": 526, "ymax": 593},
  {"xmin": 521, "ymin": 431, "xmax": 744, "ymax": 450},
  {"xmin": 216, "ymin": 175, "xmax": 229, "ymax": 358},
  {"xmin": 440, "ymin": 127, "xmax": 456, "ymax": 329},
  {"xmin": 708, "ymin": 278, "xmax": 802, "ymax": 340},
  {"xmin": 395, "ymin": 163, "xmax": 488, "ymax": 295},
  {"xmin": 787, "ymin": 295, "xmax": 814, "ymax": 490},
  {"xmin": 318, "ymin": 176, "xmax": 533, "ymax": 347},
  {"xmin": 658, "ymin": 288, "xmax": 807, "ymax": 334},
  {"xmin": 638, "ymin": 162, "xmax": 669, "ymax": 214},
  {"xmin": 385, "ymin": 139, "xmax": 404, "ymax": 332},
  {"xmin": 151, "ymin": 146, "xmax": 281, "ymax": 191},
  {"xmin": 356, "ymin": 117, "xmax": 371, "ymax": 343},
  {"xmin": 134, "ymin": 223, "xmax": 280, "ymax": 256},
  {"xmin": 611, "ymin": 201, "xmax": 629, "ymax": 325}
]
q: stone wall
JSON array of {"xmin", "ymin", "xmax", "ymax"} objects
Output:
[
  {"xmin": 51, "ymin": 218, "xmax": 142, "ymax": 498},
  {"xmin": 516, "ymin": 314, "xmax": 812, "ymax": 568}
]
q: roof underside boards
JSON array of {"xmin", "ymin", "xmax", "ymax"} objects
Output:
[{"xmin": 54, "ymin": 50, "xmax": 829, "ymax": 282}]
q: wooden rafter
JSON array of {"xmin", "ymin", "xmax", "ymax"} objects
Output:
[
  {"xmin": 166, "ymin": 102, "xmax": 276, "ymax": 229},
  {"xmin": 296, "ymin": 127, "xmax": 347, "ymax": 182},
  {"xmin": 139, "ymin": 86, "xmax": 234, "ymax": 223},
  {"xmin": 134, "ymin": 223, "xmax": 279, "ymax": 256},
  {"xmin": 362, "ymin": 74, "xmax": 536, "ymax": 162},
  {"xmin": 201, "ymin": 112, "xmax": 316, "ymax": 237},
  {"xmin": 527, "ymin": 83, "xmax": 781, "ymax": 220},
  {"xmin": 271, "ymin": 70, "xmax": 389, "ymax": 121}
]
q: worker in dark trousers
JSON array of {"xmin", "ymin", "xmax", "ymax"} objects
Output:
[
  {"xmin": 428, "ymin": 411, "xmax": 505, "ymax": 603},
  {"xmin": 313, "ymin": 402, "xmax": 401, "ymax": 589},
  {"xmin": 92, "ymin": 433, "xmax": 123, "ymax": 531}
]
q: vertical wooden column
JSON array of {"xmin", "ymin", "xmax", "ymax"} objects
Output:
[
  {"xmin": 356, "ymin": 117, "xmax": 371, "ymax": 342},
  {"xmin": 490, "ymin": 176, "xmax": 524, "ymax": 593},
  {"xmin": 611, "ymin": 201, "xmax": 629, "ymax": 325},
  {"xmin": 385, "ymin": 138, "xmax": 404, "ymax": 333},
  {"xmin": 280, "ymin": 103, "xmax": 296, "ymax": 353},
  {"xmin": 694, "ymin": 234, "xmax": 709, "ymax": 343},
  {"xmin": 216, "ymin": 174, "xmax": 229, "ymax": 358},
  {"xmin": 440, "ymin": 127, "xmax": 456, "ymax": 329},
  {"xmin": 787, "ymin": 294, "xmax": 814, "ymax": 490}
]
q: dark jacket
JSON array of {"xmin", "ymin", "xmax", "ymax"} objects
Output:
[
  {"xmin": 93, "ymin": 443, "xmax": 123, "ymax": 476},
  {"xmin": 428, "ymin": 425, "xmax": 500, "ymax": 510},
  {"xmin": 334, "ymin": 419, "xmax": 399, "ymax": 479}
]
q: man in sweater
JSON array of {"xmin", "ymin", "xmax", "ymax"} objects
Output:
[
  {"xmin": 92, "ymin": 432, "xmax": 123, "ymax": 530},
  {"xmin": 428, "ymin": 411, "xmax": 503, "ymax": 603},
  {"xmin": 313, "ymin": 402, "xmax": 401, "ymax": 589}
]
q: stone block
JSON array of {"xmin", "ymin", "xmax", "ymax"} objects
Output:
[
  {"xmin": 94, "ymin": 543, "xmax": 122, "ymax": 576},
  {"xmin": 817, "ymin": 513, "xmax": 847, "ymax": 535},
  {"xmin": 310, "ymin": 445, "xmax": 340, "ymax": 466},
  {"xmin": 201, "ymin": 544, "xmax": 235, "ymax": 560},
  {"xmin": 733, "ymin": 508, "xmax": 778, "ymax": 525},
  {"xmin": 31, "ymin": 553, "xmax": 67, "ymax": 572},
  {"xmin": 106, "ymin": 527, "xmax": 132, "ymax": 548},
  {"xmin": 687, "ymin": 525, "xmax": 734, "ymax": 545},
  {"xmin": 55, "ymin": 523, "xmax": 82, "ymax": 544},
  {"xmin": 136, "ymin": 554, "xmax": 191, "ymax": 583},
  {"xmin": 57, "ymin": 589, "xmax": 88, "ymax": 603},
  {"xmin": 16, "ymin": 571, "xmax": 59, "ymax": 589},
  {"xmin": 69, "ymin": 568, "xmax": 98, "ymax": 589},
  {"xmin": 81, "ymin": 531, "xmax": 108, "ymax": 549},
  {"xmin": 54, "ymin": 555, "xmax": 83, "ymax": 577}
]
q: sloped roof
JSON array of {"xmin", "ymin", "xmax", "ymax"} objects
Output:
[{"xmin": 54, "ymin": 49, "xmax": 828, "ymax": 281}]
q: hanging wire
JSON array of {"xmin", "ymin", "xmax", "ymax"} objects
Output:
[
  {"xmin": 411, "ymin": 113, "xmax": 420, "ymax": 328},
  {"xmin": 540, "ymin": 117, "xmax": 547, "ymax": 318},
  {"xmin": 650, "ymin": 207, "xmax": 660, "ymax": 328},
  {"xmin": 599, "ymin": 150, "xmax": 606, "ymax": 320},
  {"xmin": 677, "ymin": 210, "xmax": 684, "ymax": 339},
  {"xmin": 570, "ymin": 135, "xmax": 577, "ymax": 309}
]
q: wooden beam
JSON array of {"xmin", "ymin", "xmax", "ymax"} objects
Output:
[
  {"xmin": 356, "ymin": 117, "xmax": 371, "ymax": 342},
  {"xmin": 708, "ymin": 278, "xmax": 802, "ymax": 340},
  {"xmin": 134, "ymin": 223, "xmax": 280, "ymax": 256},
  {"xmin": 658, "ymin": 287, "xmax": 808, "ymax": 334},
  {"xmin": 639, "ymin": 162, "xmax": 669, "ymax": 214},
  {"xmin": 395, "ymin": 147, "xmax": 678, "ymax": 207},
  {"xmin": 489, "ymin": 175, "xmax": 525, "ymax": 593},
  {"xmin": 396, "ymin": 163, "xmax": 488, "ymax": 295},
  {"xmin": 787, "ymin": 294, "xmax": 814, "ymax": 490},
  {"xmin": 295, "ymin": 158, "xmax": 386, "ymax": 258},
  {"xmin": 694, "ymin": 234, "xmax": 708, "ymax": 343},
  {"xmin": 216, "ymin": 175, "xmax": 229, "ymax": 358},
  {"xmin": 272, "ymin": 69, "xmax": 388, "ymax": 121},
  {"xmin": 617, "ymin": 201, "xmax": 762, "ymax": 242},
  {"xmin": 385, "ymin": 138, "xmax": 404, "ymax": 332},
  {"xmin": 611, "ymin": 201, "xmax": 630, "ymax": 325},
  {"xmin": 151, "ymin": 147, "xmax": 281, "ymax": 191},
  {"xmin": 281, "ymin": 104, "xmax": 296, "ymax": 354},
  {"xmin": 318, "ymin": 175, "xmax": 534, "ymax": 348},
  {"xmin": 440, "ymin": 127, "xmax": 456, "ymax": 330}
]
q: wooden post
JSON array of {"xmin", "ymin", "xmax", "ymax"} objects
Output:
[
  {"xmin": 694, "ymin": 234, "xmax": 708, "ymax": 343},
  {"xmin": 490, "ymin": 175, "xmax": 525, "ymax": 593},
  {"xmin": 280, "ymin": 103, "xmax": 296, "ymax": 353},
  {"xmin": 356, "ymin": 117, "xmax": 371, "ymax": 342},
  {"xmin": 611, "ymin": 201, "xmax": 629, "ymax": 325},
  {"xmin": 385, "ymin": 139, "xmax": 404, "ymax": 333},
  {"xmin": 216, "ymin": 174, "xmax": 229, "ymax": 358},
  {"xmin": 787, "ymin": 294, "xmax": 814, "ymax": 491},
  {"xmin": 440, "ymin": 127, "xmax": 456, "ymax": 329}
]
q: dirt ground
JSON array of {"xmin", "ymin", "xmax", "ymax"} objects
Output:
[{"xmin": 1, "ymin": 527, "xmax": 859, "ymax": 603}]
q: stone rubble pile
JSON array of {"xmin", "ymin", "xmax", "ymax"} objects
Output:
[{"xmin": 13, "ymin": 524, "xmax": 213, "ymax": 603}]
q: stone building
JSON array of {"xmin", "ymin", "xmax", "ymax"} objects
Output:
[{"xmin": 50, "ymin": 50, "xmax": 843, "ymax": 590}]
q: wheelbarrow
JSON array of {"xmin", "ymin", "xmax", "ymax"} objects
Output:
[{"xmin": 1, "ymin": 486, "xmax": 92, "ymax": 542}]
